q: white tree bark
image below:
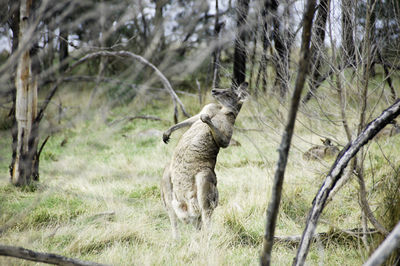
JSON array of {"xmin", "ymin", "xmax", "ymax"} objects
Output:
[
  {"xmin": 12, "ymin": 0, "xmax": 39, "ymax": 186},
  {"xmin": 363, "ymin": 220, "xmax": 400, "ymax": 266}
]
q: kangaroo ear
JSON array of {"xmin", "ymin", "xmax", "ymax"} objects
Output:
[{"xmin": 238, "ymin": 82, "xmax": 248, "ymax": 91}]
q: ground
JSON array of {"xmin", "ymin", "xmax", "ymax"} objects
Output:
[{"xmin": 0, "ymin": 83, "xmax": 399, "ymax": 265}]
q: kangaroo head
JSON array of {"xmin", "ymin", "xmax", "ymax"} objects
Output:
[
  {"xmin": 321, "ymin": 138, "xmax": 333, "ymax": 146},
  {"xmin": 211, "ymin": 82, "xmax": 248, "ymax": 114}
]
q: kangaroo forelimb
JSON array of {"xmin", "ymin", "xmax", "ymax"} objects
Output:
[
  {"xmin": 200, "ymin": 114, "xmax": 230, "ymax": 148},
  {"xmin": 163, "ymin": 114, "xmax": 200, "ymax": 143}
]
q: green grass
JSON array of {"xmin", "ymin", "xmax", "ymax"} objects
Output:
[{"xmin": 0, "ymin": 78, "xmax": 399, "ymax": 265}]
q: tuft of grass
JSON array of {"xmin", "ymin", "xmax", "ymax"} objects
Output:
[
  {"xmin": 22, "ymin": 195, "xmax": 87, "ymax": 228},
  {"xmin": 128, "ymin": 185, "xmax": 160, "ymax": 200},
  {"xmin": 223, "ymin": 211, "xmax": 262, "ymax": 247}
]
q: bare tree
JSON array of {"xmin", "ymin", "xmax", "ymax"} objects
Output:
[
  {"xmin": 255, "ymin": 0, "xmax": 271, "ymax": 94},
  {"xmin": 232, "ymin": 0, "xmax": 250, "ymax": 88},
  {"xmin": 8, "ymin": 0, "xmax": 20, "ymax": 185},
  {"xmin": 260, "ymin": 0, "xmax": 317, "ymax": 264},
  {"xmin": 10, "ymin": 0, "xmax": 41, "ymax": 186},
  {"xmin": 271, "ymin": 0, "xmax": 291, "ymax": 98},
  {"xmin": 212, "ymin": 0, "xmax": 224, "ymax": 89},
  {"xmin": 303, "ymin": 0, "xmax": 331, "ymax": 102},
  {"xmin": 341, "ymin": 0, "xmax": 355, "ymax": 67}
]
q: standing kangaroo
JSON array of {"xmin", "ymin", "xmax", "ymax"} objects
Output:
[{"xmin": 161, "ymin": 82, "xmax": 248, "ymax": 238}]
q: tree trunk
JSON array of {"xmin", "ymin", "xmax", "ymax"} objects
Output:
[
  {"xmin": 303, "ymin": 0, "xmax": 331, "ymax": 102},
  {"xmin": 10, "ymin": 0, "xmax": 40, "ymax": 186},
  {"xmin": 255, "ymin": 0, "xmax": 271, "ymax": 94},
  {"xmin": 9, "ymin": 0, "xmax": 20, "ymax": 179},
  {"xmin": 248, "ymin": 17, "xmax": 258, "ymax": 93},
  {"xmin": 152, "ymin": 0, "xmax": 167, "ymax": 64},
  {"xmin": 260, "ymin": 0, "xmax": 317, "ymax": 264},
  {"xmin": 341, "ymin": 0, "xmax": 355, "ymax": 66},
  {"xmin": 59, "ymin": 22, "xmax": 69, "ymax": 73},
  {"xmin": 232, "ymin": 0, "xmax": 250, "ymax": 88},
  {"xmin": 212, "ymin": 0, "xmax": 223, "ymax": 89},
  {"xmin": 271, "ymin": 0, "xmax": 290, "ymax": 98}
]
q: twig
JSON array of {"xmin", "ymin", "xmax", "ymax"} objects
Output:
[
  {"xmin": 377, "ymin": 50, "xmax": 397, "ymax": 102},
  {"xmin": 37, "ymin": 135, "xmax": 50, "ymax": 160},
  {"xmin": 357, "ymin": 171, "xmax": 389, "ymax": 236},
  {"xmin": 0, "ymin": 244, "xmax": 108, "ymax": 266},
  {"xmin": 108, "ymin": 115, "xmax": 166, "ymax": 126}
]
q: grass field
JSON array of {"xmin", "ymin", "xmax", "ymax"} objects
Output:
[{"xmin": 0, "ymin": 80, "xmax": 399, "ymax": 265}]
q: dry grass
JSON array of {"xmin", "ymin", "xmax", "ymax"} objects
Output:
[{"xmin": 0, "ymin": 80, "xmax": 399, "ymax": 265}]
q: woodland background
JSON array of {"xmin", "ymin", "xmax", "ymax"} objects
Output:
[{"xmin": 0, "ymin": 0, "xmax": 400, "ymax": 265}]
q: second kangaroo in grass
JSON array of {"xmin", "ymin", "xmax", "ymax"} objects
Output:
[
  {"xmin": 161, "ymin": 82, "xmax": 248, "ymax": 238},
  {"xmin": 303, "ymin": 138, "xmax": 340, "ymax": 161}
]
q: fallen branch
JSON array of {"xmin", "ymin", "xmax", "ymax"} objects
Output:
[
  {"xmin": 293, "ymin": 98, "xmax": 400, "ymax": 266},
  {"xmin": 0, "ymin": 244, "xmax": 108, "ymax": 266},
  {"xmin": 275, "ymin": 228, "xmax": 379, "ymax": 246},
  {"xmin": 363, "ymin": 220, "xmax": 400, "ymax": 266}
]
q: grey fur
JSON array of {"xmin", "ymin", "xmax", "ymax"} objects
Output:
[
  {"xmin": 161, "ymin": 82, "xmax": 248, "ymax": 238},
  {"xmin": 303, "ymin": 138, "xmax": 340, "ymax": 161}
]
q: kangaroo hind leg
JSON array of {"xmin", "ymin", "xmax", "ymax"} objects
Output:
[
  {"xmin": 195, "ymin": 169, "xmax": 219, "ymax": 230},
  {"xmin": 161, "ymin": 165, "xmax": 179, "ymax": 239}
]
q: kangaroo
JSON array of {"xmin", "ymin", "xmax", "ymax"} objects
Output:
[
  {"xmin": 161, "ymin": 82, "xmax": 248, "ymax": 238},
  {"xmin": 303, "ymin": 138, "xmax": 340, "ymax": 161}
]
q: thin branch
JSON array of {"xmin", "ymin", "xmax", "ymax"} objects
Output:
[
  {"xmin": 376, "ymin": 50, "xmax": 397, "ymax": 102},
  {"xmin": 260, "ymin": 0, "xmax": 317, "ymax": 265},
  {"xmin": 0, "ymin": 244, "xmax": 108, "ymax": 266},
  {"xmin": 357, "ymin": 172, "xmax": 389, "ymax": 236},
  {"xmin": 37, "ymin": 135, "xmax": 50, "ymax": 159},
  {"xmin": 108, "ymin": 115, "xmax": 167, "ymax": 126},
  {"xmin": 293, "ymin": 98, "xmax": 400, "ymax": 266}
]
